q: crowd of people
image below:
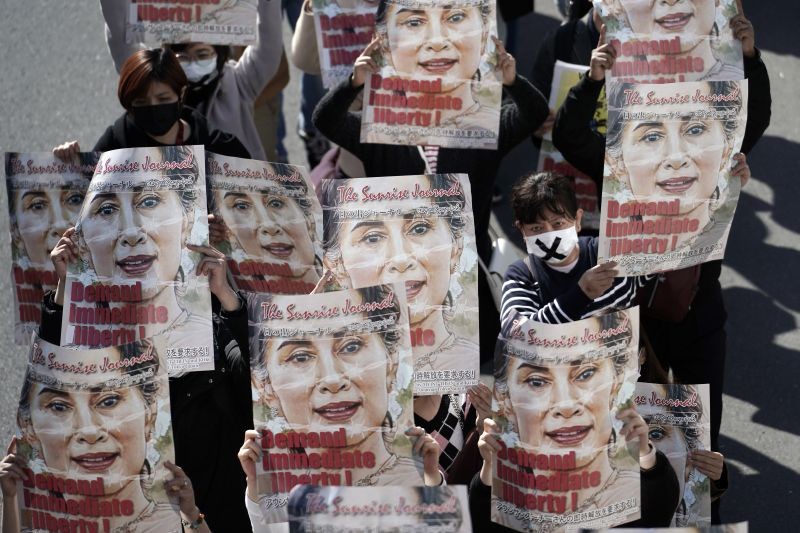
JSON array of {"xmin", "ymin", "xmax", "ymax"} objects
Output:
[{"xmin": 0, "ymin": 0, "xmax": 772, "ymax": 532}]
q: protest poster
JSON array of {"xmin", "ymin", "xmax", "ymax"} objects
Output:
[
  {"xmin": 61, "ymin": 145, "xmax": 214, "ymax": 374},
  {"xmin": 313, "ymin": 0, "xmax": 379, "ymax": 88},
  {"xmin": 246, "ymin": 284, "xmax": 424, "ymax": 523},
  {"xmin": 5, "ymin": 152, "xmax": 97, "ymax": 345},
  {"xmin": 125, "ymin": 0, "xmax": 258, "ymax": 46},
  {"xmin": 634, "ymin": 383, "xmax": 711, "ymax": 527},
  {"xmin": 593, "ymin": 0, "xmax": 743, "ymax": 85},
  {"xmin": 491, "ymin": 308, "xmax": 642, "ymax": 532},
  {"xmin": 320, "ymin": 174, "xmax": 479, "ymax": 395},
  {"xmin": 206, "ymin": 152, "xmax": 323, "ymax": 295},
  {"xmin": 536, "ymin": 60, "xmax": 605, "ymax": 231},
  {"xmin": 597, "ymin": 79, "xmax": 748, "ymax": 275},
  {"xmin": 287, "ymin": 485, "xmax": 472, "ymax": 532},
  {"xmin": 15, "ymin": 334, "xmax": 181, "ymax": 532},
  {"xmin": 360, "ymin": 0, "xmax": 503, "ymax": 149}
]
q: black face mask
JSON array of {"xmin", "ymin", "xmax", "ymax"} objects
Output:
[{"xmin": 130, "ymin": 101, "xmax": 182, "ymax": 137}]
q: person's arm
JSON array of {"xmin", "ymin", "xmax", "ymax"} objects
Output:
[
  {"xmin": 100, "ymin": 0, "xmax": 146, "ymax": 72},
  {"xmin": 530, "ymin": 32, "xmax": 556, "ymax": 100},
  {"xmin": 637, "ymin": 450, "xmax": 681, "ymax": 527},
  {"xmin": 290, "ymin": 0, "xmax": 322, "ymax": 75},
  {"xmin": 551, "ymin": 73, "xmax": 606, "ymax": 184},
  {"xmin": 741, "ymin": 49, "xmax": 771, "ymax": 155},
  {"xmin": 500, "ymin": 261, "xmax": 592, "ymax": 325},
  {"xmin": 497, "ymin": 74, "xmax": 550, "ymax": 155},
  {"xmin": 311, "ymin": 77, "xmax": 367, "ymax": 160},
  {"xmin": 232, "ymin": 0, "xmax": 284, "ymax": 103},
  {"xmin": 254, "ymin": 52, "xmax": 291, "ymax": 109}
]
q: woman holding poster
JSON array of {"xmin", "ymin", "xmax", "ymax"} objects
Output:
[
  {"xmin": 321, "ymin": 174, "xmax": 479, "ymax": 394},
  {"xmin": 11, "ymin": 337, "xmax": 185, "ymax": 532}
]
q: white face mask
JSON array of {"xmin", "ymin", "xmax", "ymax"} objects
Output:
[
  {"xmin": 180, "ymin": 58, "xmax": 218, "ymax": 84},
  {"xmin": 524, "ymin": 226, "xmax": 579, "ymax": 264}
]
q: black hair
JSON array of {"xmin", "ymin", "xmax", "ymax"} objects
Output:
[{"xmin": 510, "ymin": 171, "xmax": 579, "ymax": 225}]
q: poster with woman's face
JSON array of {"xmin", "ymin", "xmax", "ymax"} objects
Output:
[
  {"xmin": 313, "ymin": 0, "xmax": 381, "ymax": 88},
  {"xmin": 16, "ymin": 335, "xmax": 181, "ymax": 532},
  {"xmin": 61, "ymin": 145, "xmax": 214, "ymax": 375},
  {"xmin": 247, "ymin": 284, "xmax": 424, "ymax": 523},
  {"xmin": 360, "ymin": 0, "xmax": 502, "ymax": 149},
  {"xmin": 491, "ymin": 308, "xmax": 642, "ymax": 532},
  {"xmin": 125, "ymin": 0, "xmax": 258, "ymax": 45},
  {"xmin": 597, "ymin": 79, "xmax": 748, "ymax": 275},
  {"xmin": 586, "ymin": 523, "xmax": 748, "ymax": 532},
  {"xmin": 321, "ymin": 174, "xmax": 479, "ymax": 395},
  {"xmin": 634, "ymin": 383, "xmax": 711, "ymax": 527},
  {"xmin": 594, "ymin": 0, "xmax": 744, "ymax": 85},
  {"xmin": 207, "ymin": 152, "xmax": 323, "ymax": 295},
  {"xmin": 287, "ymin": 485, "xmax": 472, "ymax": 532},
  {"xmin": 5, "ymin": 152, "xmax": 97, "ymax": 345}
]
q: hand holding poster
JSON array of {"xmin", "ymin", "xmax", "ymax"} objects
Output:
[
  {"xmin": 313, "ymin": 0, "xmax": 379, "ymax": 87},
  {"xmin": 247, "ymin": 285, "xmax": 424, "ymax": 523},
  {"xmin": 536, "ymin": 61, "xmax": 605, "ymax": 231},
  {"xmin": 61, "ymin": 145, "xmax": 214, "ymax": 374},
  {"xmin": 320, "ymin": 174, "xmax": 480, "ymax": 395},
  {"xmin": 360, "ymin": 0, "xmax": 503, "ymax": 149},
  {"xmin": 5, "ymin": 152, "xmax": 97, "ymax": 345},
  {"xmin": 15, "ymin": 335, "xmax": 181, "ymax": 532},
  {"xmin": 634, "ymin": 383, "xmax": 711, "ymax": 527},
  {"xmin": 125, "ymin": 0, "xmax": 258, "ymax": 45},
  {"xmin": 207, "ymin": 152, "xmax": 323, "ymax": 295},
  {"xmin": 491, "ymin": 308, "xmax": 642, "ymax": 532},
  {"xmin": 593, "ymin": 0, "xmax": 744, "ymax": 84},
  {"xmin": 287, "ymin": 485, "xmax": 472, "ymax": 532},
  {"xmin": 598, "ymin": 79, "xmax": 748, "ymax": 275}
]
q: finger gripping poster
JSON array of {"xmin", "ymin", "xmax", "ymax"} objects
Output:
[
  {"xmin": 16, "ymin": 335, "xmax": 181, "ymax": 532},
  {"xmin": 313, "ymin": 0, "xmax": 380, "ymax": 88},
  {"xmin": 361, "ymin": 0, "xmax": 502, "ymax": 149},
  {"xmin": 321, "ymin": 174, "xmax": 480, "ymax": 395},
  {"xmin": 634, "ymin": 383, "xmax": 711, "ymax": 527},
  {"xmin": 287, "ymin": 485, "xmax": 472, "ymax": 532},
  {"xmin": 594, "ymin": 0, "xmax": 744, "ymax": 85},
  {"xmin": 5, "ymin": 152, "xmax": 97, "ymax": 345},
  {"xmin": 492, "ymin": 308, "xmax": 642, "ymax": 532},
  {"xmin": 207, "ymin": 152, "xmax": 323, "ymax": 295},
  {"xmin": 598, "ymin": 79, "xmax": 748, "ymax": 275},
  {"xmin": 61, "ymin": 145, "xmax": 214, "ymax": 374},
  {"xmin": 125, "ymin": 0, "xmax": 258, "ymax": 45},
  {"xmin": 247, "ymin": 284, "xmax": 424, "ymax": 523}
]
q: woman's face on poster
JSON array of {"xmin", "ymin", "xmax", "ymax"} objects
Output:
[
  {"xmin": 26, "ymin": 348, "xmax": 150, "ymax": 494},
  {"xmin": 384, "ymin": 4, "xmax": 486, "ymax": 81},
  {"xmin": 215, "ymin": 187, "xmax": 316, "ymax": 277},
  {"xmin": 618, "ymin": 0, "xmax": 717, "ymax": 52},
  {"xmin": 262, "ymin": 302, "xmax": 392, "ymax": 445},
  {"xmin": 637, "ymin": 386, "xmax": 692, "ymax": 481},
  {"xmin": 81, "ymin": 188, "xmax": 187, "ymax": 298},
  {"xmin": 334, "ymin": 177, "xmax": 460, "ymax": 325},
  {"xmin": 15, "ymin": 188, "xmax": 85, "ymax": 266},
  {"xmin": 505, "ymin": 346, "xmax": 618, "ymax": 467},
  {"xmin": 618, "ymin": 84, "xmax": 727, "ymax": 215}
]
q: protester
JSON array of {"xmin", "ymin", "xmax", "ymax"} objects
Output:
[
  {"xmin": 98, "ymin": 0, "xmax": 283, "ymax": 160},
  {"xmin": 550, "ymin": 12, "xmax": 769, "ymax": 452},
  {"xmin": 40, "ymin": 228, "xmax": 253, "ymax": 531},
  {"xmin": 500, "ymin": 171, "xmax": 651, "ymax": 324}
]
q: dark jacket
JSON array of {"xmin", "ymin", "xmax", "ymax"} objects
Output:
[
  {"xmin": 312, "ymin": 74, "xmax": 549, "ymax": 260},
  {"xmin": 94, "ymin": 105, "xmax": 251, "ymax": 160},
  {"xmin": 39, "ymin": 292, "xmax": 254, "ymax": 533},
  {"xmin": 468, "ymin": 449, "xmax": 680, "ymax": 530}
]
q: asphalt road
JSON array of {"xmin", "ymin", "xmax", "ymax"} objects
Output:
[{"xmin": 0, "ymin": 1, "xmax": 797, "ymax": 530}]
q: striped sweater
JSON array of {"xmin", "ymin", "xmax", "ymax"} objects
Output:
[{"xmin": 500, "ymin": 237, "xmax": 651, "ymax": 324}]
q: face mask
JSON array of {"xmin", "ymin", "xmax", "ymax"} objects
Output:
[
  {"xmin": 130, "ymin": 101, "xmax": 182, "ymax": 137},
  {"xmin": 181, "ymin": 58, "xmax": 218, "ymax": 84},
  {"xmin": 524, "ymin": 226, "xmax": 579, "ymax": 263}
]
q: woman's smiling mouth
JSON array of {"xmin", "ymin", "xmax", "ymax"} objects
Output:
[
  {"xmin": 656, "ymin": 176, "xmax": 698, "ymax": 194},
  {"xmin": 419, "ymin": 58, "xmax": 457, "ymax": 74},
  {"xmin": 72, "ymin": 452, "xmax": 119, "ymax": 472},
  {"xmin": 263, "ymin": 243, "xmax": 294, "ymax": 259},
  {"xmin": 656, "ymin": 12, "xmax": 693, "ymax": 31},
  {"xmin": 116, "ymin": 255, "xmax": 156, "ymax": 275},
  {"xmin": 314, "ymin": 401, "xmax": 362, "ymax": 422},
  {"xmin": 546, "ymin": 425, "xmax": 592, "ymax": 446}
]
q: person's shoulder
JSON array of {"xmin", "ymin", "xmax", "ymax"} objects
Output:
[
  {"xmin": 186, "ymin": 106, "xmax": 250, "ymax": 158},
  {"xmin": 503, "ymin": 258, "xmax": 531, "ymax": 282},
  {"xmin": 94, "ymin": 113, "xmax": 127, "ymax": 152}
]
